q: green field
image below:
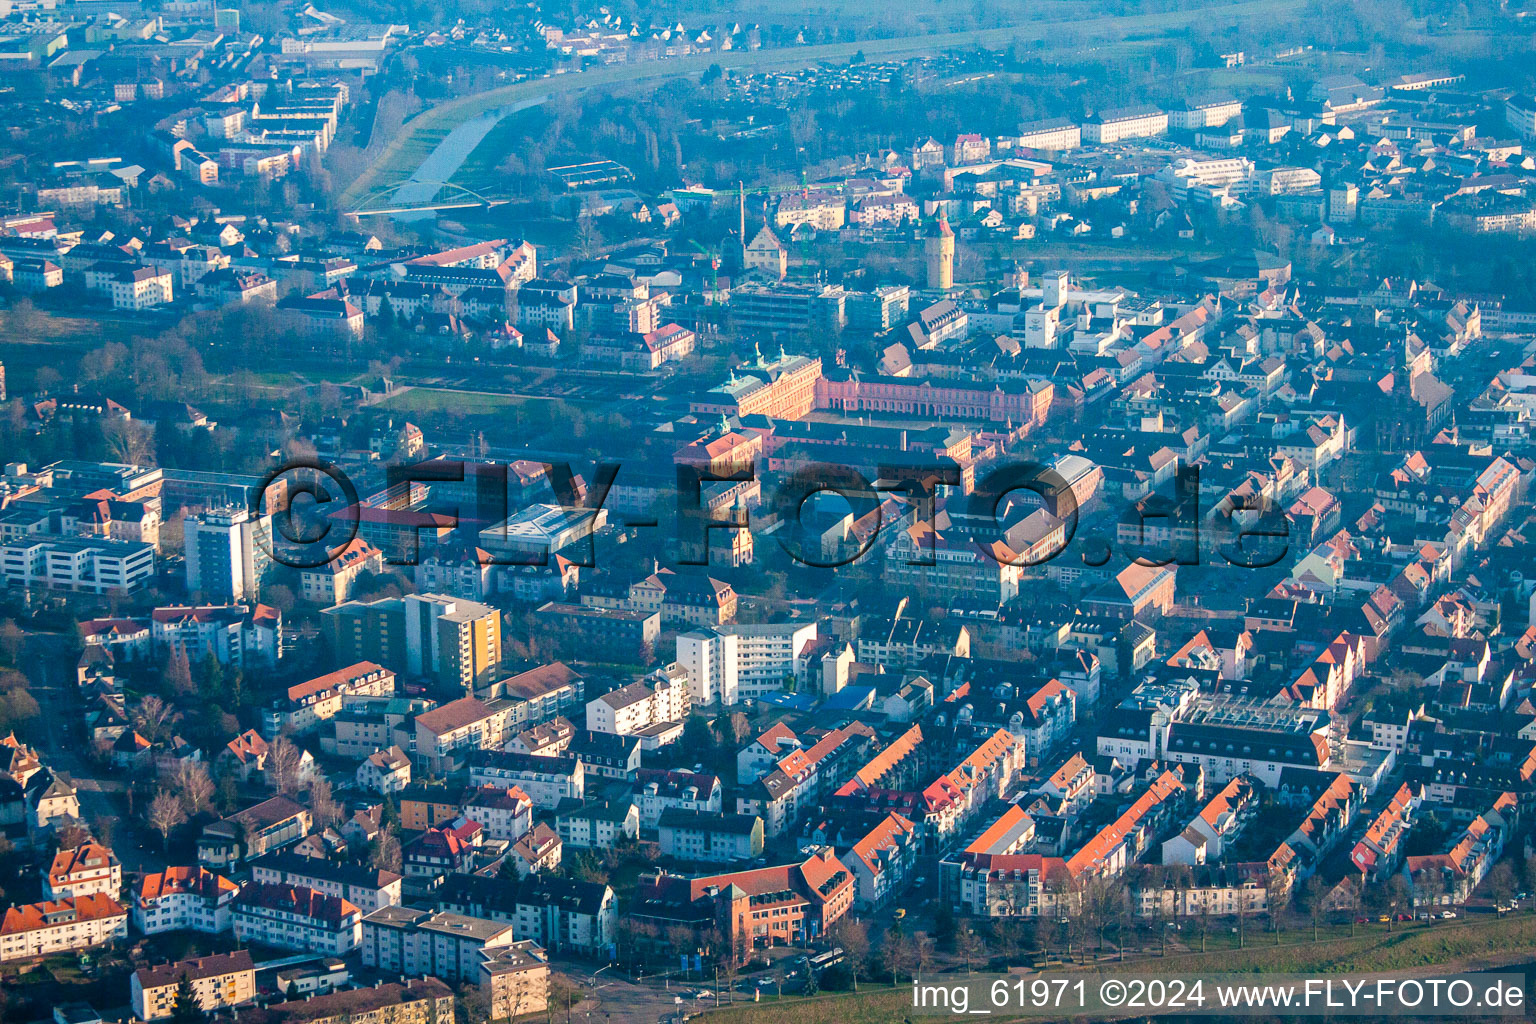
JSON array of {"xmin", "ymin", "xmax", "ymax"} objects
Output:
[
  {"xmin": 376, "ymin": 387, "xmax": 529, "ymax": 415},
  {"xmin": 341, "ymin": 0, "xmax": 1308, "ymax": 208},
  {"xmin": 700, "ymin": 915, "xmax": 1536, "ymax": 1024}
]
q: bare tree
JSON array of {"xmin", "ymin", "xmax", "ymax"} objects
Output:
[
  {"xmin": 1303, "ymin": 876, "xmax": 1328, "ymax": 942},
  {"xmin": 0, "ymin": 619, "xmax": 23, "ymax": 665},
  {"xmin": 911, "ymin": 930, "xmax": 936, "ymax": 980},
  {"xmin": 162, "ymin": 645, "xmax": 194, "ymax": 696},
  {"xmin": 132, "ymin": 695, "xmax": 178, "ymax": 744},
  {"xmin": 829, "ymin": 917, "xmax": 869, "ymax": 991},
  {"xmin": 172, "ymin": 760, "xmax": 215, "ymax": 816},
  {"xmin": 371, "ymin": 831, "xmax": 402, "ymax": 873},
  {"xmin": 265, "ymin": 735, "xmax": 305, "ymax": 794},
  {"xmin": 879, "ymin": 928, "xmax": 913, "ymax": 986},
  {"xmin": 954, "ymin": 925, "xmax": 984, "ymax": 974},
  {"xmin": 307, "ymin": 776, "xmax": 343, "ymax": 828},
  {"xmin": 147, "ymin": 789, "xmax": 186, "ymax": 850}
]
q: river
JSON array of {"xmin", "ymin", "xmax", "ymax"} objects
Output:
[{"xmin": 391, "ymin": 94, "xmax": 549, "ymax": 221}]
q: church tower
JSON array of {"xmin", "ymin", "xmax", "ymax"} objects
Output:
[{"xmin": 923, "ymin": 213, "xmax": 955, "ymax": 291}]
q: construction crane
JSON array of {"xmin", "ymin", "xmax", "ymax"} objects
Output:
[{"xmin": 733, "ymin": 174, "xmax": 813, "ymax": 241}]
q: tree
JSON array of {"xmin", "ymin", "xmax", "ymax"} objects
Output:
[
  {"xmin": 172, "ymin": 761, "xmax": 215, "ymax": 817},
  {"xmin": 148, "ymin": 789, "xmax": 187, "ymax": 850},
  {"xmin": 1488, "ymin": 862, "xmax": 1516, "ymax": 911},
  {"xmin": 0, "ymin": 620, "xmax": 23, "ymax": 665},
  {"xmin": 132, "ymin": 695, "xmax": 178, "ymax": 744},
  {"xmin": 879, "ymin": 927, "xmax": 913, "ymax": 986},
  {"xmin": 169, "ymin": 974, "xmax": 207, "ymax": 1024},
  {"xmin": 933, "ymin": 901, "xmax": 957, "ymax": 949},
  {"xmin": 307, "ymin": 776, "xmax": 343, "ymax": 828},
  {"xmin": 1521, "ymin": 854, "xmax": 1536, "ymax": 906},
  {"xmin": 265, "ymin": 735, "xmax": 305, "ymax": 794},
  {"xmin": 1385, "ymin": 875, "xmax": 1413, "ymax": 931},
  {"xmin": 163, "ymin": 645, "xmax": 194, "ymax": 696},
  {"xmin": 911, "ymin": 930, "xmax": 935, "ymax": 979},
  {"xmin": 1302, "ymin": 876, "xmax": 1328, "ymax": 942},
  {"xmin": 829, "ymin": 918, "xmax": 869, "ymax": 992},
  {"xmin": 954, "ymin": 924, "xmax": 984, "ymax": 973},
  {"xmin": 371, "ymin": 831, "xmax": 402, "ymax": 873}
]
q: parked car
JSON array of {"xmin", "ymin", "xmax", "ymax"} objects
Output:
[{"xmin": 1440, "ymin": 911, "xmax": 1457, "ymax": 920}]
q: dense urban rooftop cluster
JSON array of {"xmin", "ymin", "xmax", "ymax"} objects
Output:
[{"xmin": 2, "ymin": 2, "xmax": 1536, "ymax": 1023}]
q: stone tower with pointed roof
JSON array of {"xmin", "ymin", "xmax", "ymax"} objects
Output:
[{"xmin": 924, "ymin": 213, "xmax": 955, "ymax": 291}]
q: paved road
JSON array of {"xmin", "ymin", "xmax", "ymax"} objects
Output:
[
  {"xmin": 26, "ymin": 631, "xmax": 163, "ymax": 871},
  {"xmin": 341, "ymin": 0, "xmax": 1307, "ymax": 207}
]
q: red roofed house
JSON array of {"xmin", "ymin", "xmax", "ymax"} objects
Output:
[
  {"xmin": 299, "ymin": 538, "xmax": 384, "ymax": 606},
  {"xmin": 0, "ymin": 893, "xmax": 128, "ymax": 961},
  {"xmin": 272, "ymin": 661, "xmax": 395, "ymax": 734},
  {"xmin": 150, "ymin": 603, "xmax": 281, "ymax": 667},
  {"xmin": 232, "ymin": 882, "xmax": 361, "ymax": 954},
  {"xmin": 631, "ymin": 849, "xmax": 855, "ymax": 960},
  {"xmin": 134, "ymin": 866, "xmax": 240, "ymax": 934},
  {"xmin": 43, "ymin": 842, "xmax": 121, "ymax": 900},
  {"xmin": 843, "ymin": 812, "xmax": 920, "ymax": 909}
]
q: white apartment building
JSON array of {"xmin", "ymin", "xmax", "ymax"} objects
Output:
[
  {"xmin": 231, "ymin": 883, "xmax": 362, "ymax": 955},
  {"xmin": 184, "ymin": 506, "xmax": 272, "ymax": 603},
  {"xmin": 1156, "ymin": 157, "xmax": 1256, "ymax": 198},
  {"xmin": 268, "ymin": 661, "xmax": 396, "ymax": 735},
  {"xmin": 657, "ymin": 810, "xmax": 764, "ymax": 864},
  {"xmin": 414, "ymin": 696, "xmax": 517, "ymax": 772},
  {"xmin": 0, "ymin": 894, "xmax": 128, "ymax": 962},
  {"xmin": 468, "ymin": 753, "xmax": 585, "ymax": 810},
  {"xmin": 585, "ymin": 673, "xmax": 689, "ymax": 736},
  {"xmin": 462, "ymin": 784, "xmax": 534, "ymax": 843},
  {"xmin": 361, "ymin": 906, "xmax": 518, "ymax": 983},
  {"xmin": 43, "ymin": 843, "xmax": 121, "ymax": 900},
  {"xmin": 133, "ymin": 867, "xmax": 240, "ymax": 935},
  {"xmin": 1084, "ymin": 106, "xmax": 1168, "ymax": 143},
  {"xmin": 1505, "ymin": 94, "xmax": 1536, "ymax": 140},
  {"xmin": 675, "ymin": 621, "xmax": 818, "ymax": 703},
  {"xmin": 0, "ymin": 537, "xmax": 155, "ymax": 593},
  {"xmin": 107, "ymin": 266, "xmax": 175, "ymax": 310},
  {"xmin": 249, "ymin": 853, "xmax": 403, "ymax": 914},
  {"xmin": 151, "ymin": 604, "xmax": 281, "ymax": 668},
  {"xmin": 1013, "ymin": 117, "xmax": 1081, "ymax": 151},
  {"xmin": 1262, "ymin": 166, "xmax": 1323, "ymax": 195},
  {"xmin": 1170, "ymin": 98, "xmax": 1243, "ymax": 130}
]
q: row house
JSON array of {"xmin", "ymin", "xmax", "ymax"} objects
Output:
[
  {"xmin": 1065, "ymin": 770, "xmax": 1187, "ymax": 880},
  {"xmin": 0, "ymin": 893, "xmax": 127, "ymax": 962},
  {"xmin": 919, "ymin": 729, "xmax": 1027, "ymax": 845},
  {"xmin": 134, "ymin": 866, "xmax": 240, "ymax": 935},
  {"xmin": 231, "ymin": 883, "xmax": 362, "ymax": 955},
  {"xmin": 435, "ymin": 873, "xmax": 617, "ymax": 957},
  {"xmin": 657, "ymin": 810, "xmax": 765, "ymax": 864},
  {"xmin": 842, "ymin": 811, "xmax": 921, "ymax": 909},
  {"xmin": 1162, "ymin": 774, "xmax": 1261, "ymax": 866},
  {"xmin": 736, "ymin": 723, "xmax": 876, "ymax": 837},
  {"xmin": 630, "ymin": 849, "xmax": 855, "ymax": 960},
  {"xmin": 1405, "ymin": 796, "xmax": 1514, "ymax": 906},
  {"xmin": 249, "ymin": 851, "xmax": 403, "ymax": 913},
  {"xmin": 1351, "ymin": 781, "xmax": 1423, "ymax": 882}
]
